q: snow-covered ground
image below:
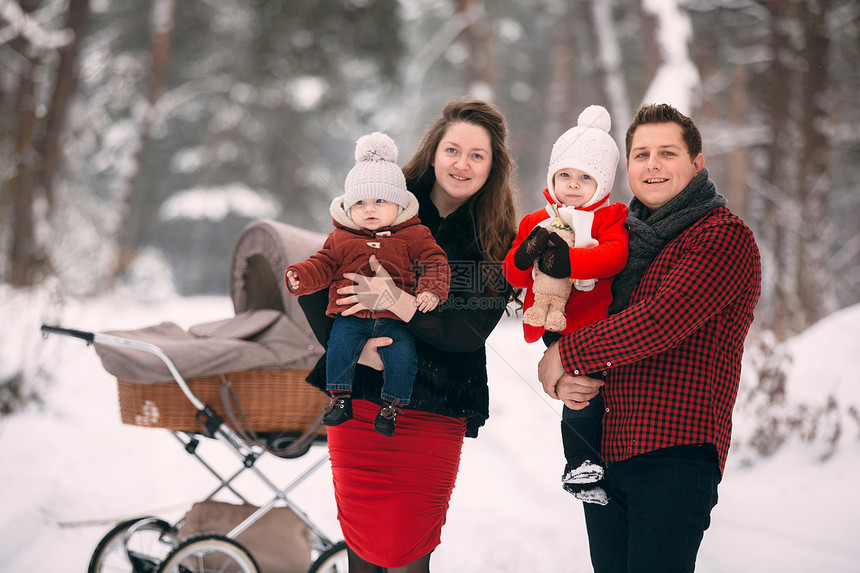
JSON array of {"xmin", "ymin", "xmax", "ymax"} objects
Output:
[{"xmin": 1, "ymin": 291, "xmax": 858, "ymax": 572}]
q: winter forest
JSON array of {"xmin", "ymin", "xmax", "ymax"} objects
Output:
[
  {"xmin": 2, "ymin": 0, "xmax": 860, "ymax": 478},
  {"xmin": 1, "ymin": 1, "xmax": 860, "ymax": 571}
]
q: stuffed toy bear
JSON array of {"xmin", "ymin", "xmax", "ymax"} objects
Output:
[{"xmin": 522, "ymin": 214, "xmax": 575, "ymax": 332}]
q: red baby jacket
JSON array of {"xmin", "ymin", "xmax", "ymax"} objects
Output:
[
  {"xmin": 287, "ymin": 195, "xmax": 449, "ymax": 320},
  {"xmin": 503, "ymin": 192, "xmax": 629, "ymax": 342}
]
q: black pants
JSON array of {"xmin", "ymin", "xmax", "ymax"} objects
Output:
[
  {"xmin": 561, "ymin": 395, "xmax": 604, "ymax": 467},
  {"xmin": 583, "ymin": 444, "xmax": 721, "ymax": 573},
  {"xmin": 543, "ymin": 331, "xmax": 604, "ymax": 470}
]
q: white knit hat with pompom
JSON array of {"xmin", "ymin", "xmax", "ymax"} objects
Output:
[
  {"xmin": 546, "ymin": 105, "xmax": 619, "ymax": 208},
  {"xmin": 343, "ymin": 132, "xmax": 409, "ymax": 212}
]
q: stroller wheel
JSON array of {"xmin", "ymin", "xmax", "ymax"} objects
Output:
[
  {"xmin": 156, "ymin": 533, "xmax": 259, "ymax": 573},
  {"xmin": 88, "ymin": 516, "xmax": 177, "ymax": 573},
  {"xmin": 308, "ymin": 540, "xmax": 349, "ymax": 573}
]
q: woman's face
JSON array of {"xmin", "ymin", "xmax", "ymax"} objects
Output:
[{"xmin": 430, "ymin": 122, "xmax": 493, "ymax": 210}]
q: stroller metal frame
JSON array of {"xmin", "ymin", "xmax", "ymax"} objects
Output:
[{"xmin": 42, "ymin": 324, "xmax": 348, "ymax": 573}]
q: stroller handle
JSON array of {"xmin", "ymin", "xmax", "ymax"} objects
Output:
[
  {"xmin": 41, "ymin": 324, "xmax": 95, "ymax": 343},
  {"xmin": 41, "ymin": 323, "xmax": 207, "ymax": 413}
]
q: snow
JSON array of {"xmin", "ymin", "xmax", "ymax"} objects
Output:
[
  {"xmin": 159, "ymin": 184, "xmax": 280, "ymax": 222},
  {"xmin": 783, "ymin": 309, "xmax": 860, "ymax": 405},
  {"xmin": 1, "ymin": 292, "xmax": 859, "ymax": 572},
  {"xmin": 0, "ymin": 0, "xmax": 74, "ymax": 50},
  {"xmin": 286, "ymin": 76, "xmax": 328, "ymax": 112}
]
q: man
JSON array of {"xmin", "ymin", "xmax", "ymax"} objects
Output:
[{"xmin": 538, "ymin": 103, "xmax": 762, "ymax": 572}]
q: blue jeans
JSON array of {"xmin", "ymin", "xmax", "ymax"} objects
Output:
[
  {"xmin": 326, "ymin": 315, "xmax": 417, "ymax": 405},
  {"xmin": 582, "ymin": 444, "xmax": 720, "ymax": 573}
]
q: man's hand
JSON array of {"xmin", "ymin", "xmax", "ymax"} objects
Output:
[
  {"xmin": 537, "ymin": 340, "xmax": 603, "ymax": 409},
  {"xmin": 538, "ymin": 341, "xmax": 566, "ymax": 399},
  {"xmin": 556, "ymin": 374, "xmax": 604, "ymax": 410}
]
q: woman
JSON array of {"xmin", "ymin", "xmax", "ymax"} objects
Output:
[{"xmin": 298, "ymin": 98, "xmax": 520, "ymax": 572}]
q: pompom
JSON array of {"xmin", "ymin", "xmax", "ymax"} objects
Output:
[
  {"xmin": 355, "ymin": 131, "xmax": 398, "ymax": 163},
  {"xmin": 577, "ymin": 105, "xmax": 611, "ymax": 133}
]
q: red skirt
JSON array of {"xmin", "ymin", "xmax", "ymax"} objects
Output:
[{"xmin": 327, "ymin": 399, "xmax": 467, "ymax": 568}]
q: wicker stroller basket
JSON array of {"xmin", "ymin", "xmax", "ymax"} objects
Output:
[{"xmin": 116, "ymin": 369, "xmax": 329, "ymax": 435}]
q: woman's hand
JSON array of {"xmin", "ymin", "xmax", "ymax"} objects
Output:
[
  {"xmin": 337, "ymin": 255, "xmax": 417, "ymax": 322},
  {"xmin": 538, "ymin": 341, "xmax": 603, "ymax": 410},
  {"xmin": 356, "ymin": 336, "xmax": 393, "ymax": 371}
]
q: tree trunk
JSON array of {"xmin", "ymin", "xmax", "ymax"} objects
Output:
[
  {"xmin": 726, "ymin": 64, "xmax": 751, "ymax": 220},
  {"xmin": 111, "ymin": 0, "xmax": 179, "ymax": 283},
  {"xmin": 543, "ymin": 13, "xmax": 577, "ymax": 140},
  {"xmin": 637, "ymin": 0, "xmax": 661, "ymax": 102},
  {"xmin": 5, "ymin": 0, "xmax": 42, "ymax": 287},
  {"xmin": 40, "ymin": 0, "xmax": 90, "ymax": 207},
  {"xmin": 766, "ymin": 0, "xmax": 802, "ymax": 338},
  {"xmin": 796, "ymin": 0, "xmax": 835, "ymax": 324},
  {"xmin": 457, "ymin": 0, "xmax": 496, "ymax": 97}
]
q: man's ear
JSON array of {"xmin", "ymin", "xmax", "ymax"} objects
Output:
[{"xmin": 693, "ymin": 153, "xmax": 705, "ymax": 174}]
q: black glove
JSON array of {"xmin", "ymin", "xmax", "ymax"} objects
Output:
[
  {"xmin": 513, "ymin": 226, "xmax": 551, "ymax": 270},
  {"xmin": 537, "ymin": 232, "xmax": 572, "ymax": 278}
]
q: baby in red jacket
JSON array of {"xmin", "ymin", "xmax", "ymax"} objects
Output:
[
  {"xmin": 503, "ymin": 105, "xmax": 629, "ymax": 504},
  {"xmin": 286, "ymin": 132, "xmax": 450, "ymax": 437}
]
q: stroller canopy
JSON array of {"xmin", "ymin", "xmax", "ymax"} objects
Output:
[{"xmin": 95, "ymin": 219, "xmax": 326, "ymax": 383}]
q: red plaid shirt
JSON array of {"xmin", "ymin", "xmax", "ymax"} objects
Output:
[{"xmin": 558, "ymin": 207, "xmax": 761, "ymax": 474}]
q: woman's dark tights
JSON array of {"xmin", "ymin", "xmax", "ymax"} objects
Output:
[{"xmin": 347, "ymin": 547, "xmax": 432, "ymax": 573}]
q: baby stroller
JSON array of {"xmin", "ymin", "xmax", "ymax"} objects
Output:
[{"xmin": 42, "ymin": 219, "xmax": 348, "ymax": 573}]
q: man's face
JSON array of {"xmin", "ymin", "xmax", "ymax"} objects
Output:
[{"xmin": 626, "ymin": 122, "xmax": 704, "ymax": 212}]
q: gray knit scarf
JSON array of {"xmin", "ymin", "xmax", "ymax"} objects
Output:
[{"xmin": 608, "ymin": 168, "xmax": 727, "ymax": 315}]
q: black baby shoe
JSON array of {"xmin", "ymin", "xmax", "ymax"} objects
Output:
[
  {"xmin": 373, "ymin": 399, "xmax": 402, "ymax": 437},
  {"xmin": 321, "ymin": 394, "xmax": 353, "ymax": 426}
]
